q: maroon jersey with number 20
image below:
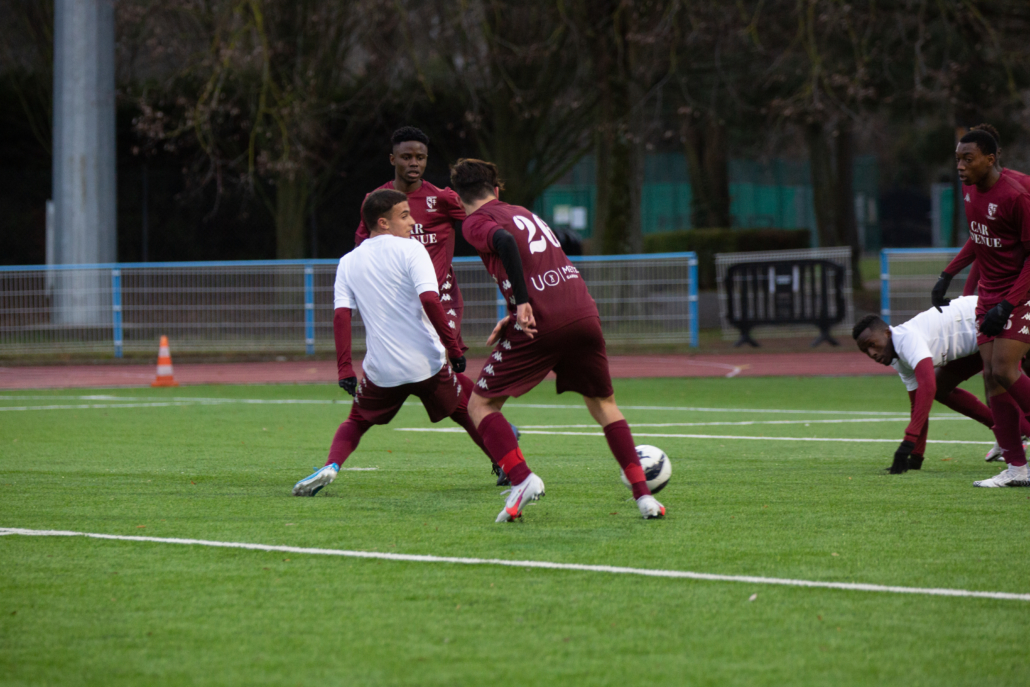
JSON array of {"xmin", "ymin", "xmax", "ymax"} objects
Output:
[{"xmin": 462, "ymin": 199, "xmax": 598, "ymax": 332}]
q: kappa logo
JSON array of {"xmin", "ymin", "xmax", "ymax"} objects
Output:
[
  {"xmin": 1023, "ymin": 312, "xmax": 1030, "ymax": 321},
  {"xmin": 1021, "ymin": 326, "xmax": 1030, "ymax": 335},
  {"xmin": 447, "ymin": 320, "xmax": 456, "ymax": 329},
  {"xmin": 426, "ymin": 196, "xmax": 437, "ymax": 210},
  {"xmin": 501, "ymin": 340, "xmax": 512, "ymax": 350},
  {"xmin": 988, "ymin": 203, "xmax": 998, "ymax": 219},
  {"xmin": 483, "ymin": 364, "xmax": 496, "ymax": 375},
  {"xmin": 501, "ymin": 279, "xmax": 511, "ymax": 290},
  {"xmin": 447, "ymin": 309, "xmax": 457, "ymax": 317},
  {"xmin": 492, "ymin": 351, "xmax": 503, "ymax": 361},
  {"xmin": 477, "ymin": 378, "xmax": 489, "ymax": 389},
  {"xmin": 442, "ymin": 281, "xmax": 451, "ymax": 290},
  {"xmin": 441, "ymin": 293, "xmax": 452, "ymax": 301},
  {"xmin": 509, "ymin": 296, "xmax": 516, "ymax": 305}
]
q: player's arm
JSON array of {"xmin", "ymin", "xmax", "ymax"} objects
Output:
[
  {"xmin": 892, "ymin": 358, "xmax": 936, "ymax": 474},
  {"xmin": 407, "ymin": 244, "xmax": 465, "ymax": 370},
  {"xmin": 962, "ymin": 261, "xmax": 980, "ymax": 297},
  {"xmin": 933, "ymin": 240, "xmax": 975, "ymax": 310},
  {"xmin": 333, "ymin": 261, "xmax": 358, "ymax": 395},
  {"xmin": 354, "ymin": 193, "xmax": 372, "ymax": 247},
  {"xmin": 491, "ymin": 229, "xmax": 537, "ymax": 338}
]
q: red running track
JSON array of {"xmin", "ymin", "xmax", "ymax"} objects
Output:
[{"xmin": 0, "ymin": 353, "xmax": 892, "ymax": 390}]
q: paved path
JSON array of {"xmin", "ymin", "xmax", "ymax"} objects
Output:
[{"xmin": 0, "ymin": 352, "xmax": 892, "ymax": 390}]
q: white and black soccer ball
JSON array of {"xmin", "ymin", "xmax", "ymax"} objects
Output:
[{"xmin": 621, "ymin": 444, "xmax": 671, "ymax": 494}]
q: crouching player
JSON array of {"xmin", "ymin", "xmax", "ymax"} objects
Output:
[
  {"xmin": 450, "ymin": 158, "xmax": 665, "ymax": 521},
  {"xmin": 853, "ymin": 296, "xmax": 1030, "ymax": 473},
  {"xmin": 293, "ymin": 189, "xmax": 492, "ymax": 496}
]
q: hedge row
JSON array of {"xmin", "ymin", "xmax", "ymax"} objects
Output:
[{"xmin": 643, "ymin": 228, "xmax": 811, "ymax": 289}]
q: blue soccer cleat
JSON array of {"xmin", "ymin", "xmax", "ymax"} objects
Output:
[{"xmin": 292, "ymin": 463, "xmax": 339, "ymax": 496}]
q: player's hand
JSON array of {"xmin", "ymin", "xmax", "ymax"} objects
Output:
[
  {"xmin": 931, "ymin": 272, "xmax": 953, "ymax": 312},
  {"xmin": 889, "ymin": 440, "xmax": 915, "ymax": 474},
  {"xmin": 486, "ymin": 315, "xmax": 510, "ymax": 346},
  {"xmin": 516, "ymin": 302, "xmax": 538, "ymax": 339},
  {"xmin": 449, "ymin": 355, "xmax": 467, "ymax": 374},
  {"xmin": 339, "ymin": 376, "xmax": 357, "ymax": 396},
  {"xmin": 980, "ymin": 300, "xmax": 1014, "ymax": 337}
]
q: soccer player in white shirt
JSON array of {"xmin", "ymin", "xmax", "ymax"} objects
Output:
[
  {"xmin": 853, "ymin": 295, "xmax": 1030, "ymax": 473},
  {"xmin": 293, "ymin": 189, "xmax": 492, "ymax": 496}
]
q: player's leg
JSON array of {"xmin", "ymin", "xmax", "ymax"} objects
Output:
[
  {"xmin": 976, "ymin": 337, "xmax": 1030, "ymax": 486},
  {"xmin": 582, "ymin": 395, "xmax": 665, "ymax": 519},
  {"xmin": 293, "ymin": 376, "xmax": 406, "ymax": 496},
  {"xmin": 453, "ymin": 371, "xmax": 515, "ymax": 485},
  {"xmin": 553, "ymin": 316, "xmax": 664, "ymax": 519},
  {"xmin": 934, "ymin": 355, "xmax": 994, "ymax": 428},
  {"xmin": 469, "ymin": 392, "xmax": 544, "ymax": 521}
]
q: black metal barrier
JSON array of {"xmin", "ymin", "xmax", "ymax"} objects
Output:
[{"xmin": 724, "ymin": 259, "xmax": 847, "ymax": 347}]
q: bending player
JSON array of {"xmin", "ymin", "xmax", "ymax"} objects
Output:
[
  {"xmin": 293, "ymin": 190, "xmax": 492, "ymax": 496},
  {"xmin": 450, "ymin": 158, "xmax": 665, "ymax": 521},
  {"xmin": 931, "ymin": 128, "xmax": 1030, "ymax": 487},
  {"xmin": 354, "ymin": 126, "xmax": 515, "ymax": 485},
  {"xmin": 853, "ymin": 298, "xmax": 1030, "ymax": 473}
]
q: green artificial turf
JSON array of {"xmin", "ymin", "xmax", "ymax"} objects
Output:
[{"xmin": 1, "ymin": 377, "xmax": 1028, "ymax": 686}]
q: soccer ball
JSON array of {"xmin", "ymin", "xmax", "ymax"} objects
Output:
[{"xmin": 620, "ymin": 445, "xmax": 671, "ymax": 494}]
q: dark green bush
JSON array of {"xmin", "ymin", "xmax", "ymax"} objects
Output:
[{"xmin": 643, "ymin": 228, "xmax": 811, "ymax": 289}]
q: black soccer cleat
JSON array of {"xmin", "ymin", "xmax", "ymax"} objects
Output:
[
  {"xmin": 907, "ymin": 454, "xmax": 924, "ymax": 471},
  {"xmin": 492, "ymin": 463, "xmax": 511, "ymax": 487}
]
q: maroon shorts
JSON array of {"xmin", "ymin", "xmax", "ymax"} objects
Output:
[
  {"xmin": 440, "ymin": 269, "xmax": 467, "ymax": 354},
  {"xmin": 976, "ymin": 298, "xmax": 1030, "ymax": 346},
  {"xmin": 473, "ymin": 316, "xmax": 614, "ymax": 399},
  {"xmin": 352, "ymin": 364, "xmax": 464, "ymax": 425}
]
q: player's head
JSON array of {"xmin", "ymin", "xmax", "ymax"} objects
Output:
[
  {"xmin": 450, "ymin": 158, "xmax": 504, "ymax": 205},
  {"xmin": 362, "ymin": 189, "xmax": 414, "ymax": 239},
  {"xmin": 390, "ymin": 126, "xmax": 429, "ymax": 184},
  {"xmin": 970, "ymin": 123, "xmax": 1003, "ymax": 169},
  {"xmin": 852, "ymin": 314, "xmax": 895, "ymax": 366},
  {"xmin": 956, "ymin": 129, "xmax": 998, "ymax": 186}
]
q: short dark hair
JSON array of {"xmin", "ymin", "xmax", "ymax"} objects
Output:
[
  {"xmin": 361, "ymin": 189, "xmax": 408, "ymax": 230},
  {"xmin": 391, "ymin": 126, "xmax": 429, "ymax": 149},
  {"xmin": 852, "ymin": 314, "xmax": 888, "ymax": 340},
  {"xmin": 959, "ymin": 129, "xmax": 998, "ymax": 156},
  {"xmin": 971, "ymin": 123, "xmax": 1001, "ymax": 148},
  {"xmin": 450, "ymin": 158, "xmax": 504, "ymax": 204}
]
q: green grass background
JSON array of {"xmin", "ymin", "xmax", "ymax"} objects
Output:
[{"xmin": 1, "ymin": 377, "xmax": 1028, "ymax": 686}]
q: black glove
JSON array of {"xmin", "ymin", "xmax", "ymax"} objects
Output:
[
  {"xmin": 890, "ymin": 440, "xmax": 915, "ymax": 474},
  {"xmin": 450, "ymin": 355, "xmax": 467, "ymax": 374},
  {"xmin": 931, "ymin": 272, "xmax": 953, "ymax": 312},
  {"xmin": 907, "ymin": 453, "xmax": 924, "ymax": 471},
  {"xmin": 339, "ymin": 376, "xmax": 357, "ymax": 396},
  {"xmin": 980, "ymin": 300, "xmax": 1015, "ymax": 337}
]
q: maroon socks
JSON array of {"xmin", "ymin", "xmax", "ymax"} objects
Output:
[
  {"xmin": 477, "ymin": 411, "xmax": 531, "ymax": 485},
  {"xmin": 325, "ymin": 409, "xmax": 373, "ymax": 467},
  {"xmin": 989, "ymin": 392, "xmax": 1027, "ymax": 467},
  {"xmin": 603, "ymin": 419, "xmax": 651, "ymax": 499}
]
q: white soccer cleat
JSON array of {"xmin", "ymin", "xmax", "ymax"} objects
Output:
[
  {"xmin": 984, "ymin": 442, "xmax": 1004, "ymax": 462},
  {"xmin": 496, "ymin": 473, "xmax": 545, "ymax": 522},
  {"xmin": 292, "ymin": 463, "xmax": 339, "ymax": 496},
  {"xmin": 973, "ymin": 463, "xmax": 1030, "ymax": 488},
  {"xmin": 637, "ymin": 494, "xmax": 666, "ymax": 519}
]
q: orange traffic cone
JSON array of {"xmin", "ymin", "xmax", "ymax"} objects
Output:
[{"xmin": 151, "ymin": 335, "xmax": 179, "ymax": 387}]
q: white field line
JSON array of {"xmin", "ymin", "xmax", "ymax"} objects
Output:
[
  {"xmin": 0, "ymin": 527, "xmax": 1025, "ymax": 602},
  {"xmin": 395, "ymin": 427, "xmax": 993, "ymax": 446},
  {"xmin": 519, "ymin": 417, "xmax": 970, "ymax": 429},
  {"xmin": 0, "ymin": 395, "xmax": 969, "ymax": 419}
]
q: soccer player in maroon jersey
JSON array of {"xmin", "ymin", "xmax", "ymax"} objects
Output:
[
  {"xmin": 960, "ymin": 124, "xmax": 1030, "ymax": 297},
  {"xmin": 355, "ymin": 126, "xmax": 516, "ymax": 485},
  {"xmin": 450, "ymin": 158, "xmax": 666, "ymax": 521},
  {"xmin": 931, "ymin": 129, "xmax": 1030, "ymax": 486}
]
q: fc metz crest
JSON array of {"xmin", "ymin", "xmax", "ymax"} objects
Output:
[
  {"xmin": 426, "ymin": 196, "xmax": 437, "ymax": 210},
  {"xmin": 988, "ymin": 203, "xmax": 998, "ymax": 219}
]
